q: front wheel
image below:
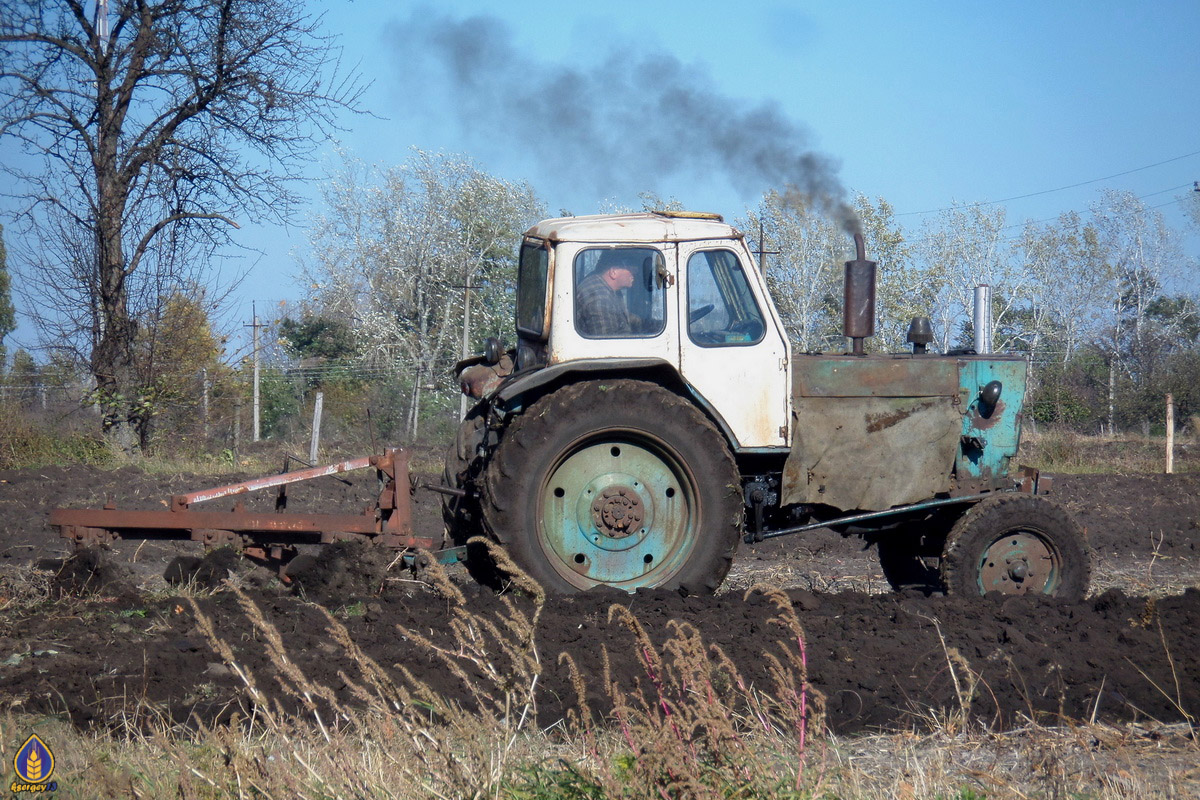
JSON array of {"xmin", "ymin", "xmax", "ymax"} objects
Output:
[
  {"xmin": 480, "ymin": 380, "xmax": 743, "ymax": 593},
  {"xmin": 941, "ymin": 494, "xmax": 1091, "ymax": 600}
]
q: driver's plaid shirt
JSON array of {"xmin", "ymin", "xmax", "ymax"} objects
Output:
[{"xmin": 575, "ymin": 272, "xmax": 632, "ymax": 336}]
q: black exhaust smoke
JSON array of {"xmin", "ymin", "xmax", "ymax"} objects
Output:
[{"xmin": 843, "ymin": 233, "xmax": 876, "ymax": 356}]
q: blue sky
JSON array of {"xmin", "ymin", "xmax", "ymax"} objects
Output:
[{"xmin": 5, "ymin": 0, "xmax": 1200, "ymax": 350}]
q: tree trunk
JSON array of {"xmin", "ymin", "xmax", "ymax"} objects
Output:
[
  {"xmin": 91, "ymin": 156, "xmax": 140, "ymax": 454},
  {"xmin": 1107, "ymin": 354, "xmax": 1116, "ymax": 436}
]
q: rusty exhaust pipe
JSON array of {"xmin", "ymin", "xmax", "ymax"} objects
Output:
[{"xmin": 843, "ymin": 232, "xmax": 876, "ymax": 356}]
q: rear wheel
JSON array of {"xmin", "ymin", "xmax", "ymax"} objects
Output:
[
  {"xmin": 941, "ymin": 494, "xmax": 1091, "ymax": 600},
  {"xmin": 480, "ymin": 379, "xmax": 743, "ymax": 593}
]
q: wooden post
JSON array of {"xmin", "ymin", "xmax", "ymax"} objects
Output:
[
  {"xmin": 309, "ymin": 391, "xmax": 324, "ymax": 464},
  {"xmin": 1165, "ymin": 393, "xmax": 1174, "ymax": 474},
  {"xmin": 233, "ymin": 392, "xmax": 241, "ymax": 465},
  {"xmin": 201, "ymin": 367, "xmax": 209, "ymax": 442}
]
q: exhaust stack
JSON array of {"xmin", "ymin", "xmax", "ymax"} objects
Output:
[
  {"xmin": 973, "ymin": 285, "xmax": 992, "ymax": 354},
  {"xmin": 843, "ymin": 233, "xmax": 877, "ymax": 356}
]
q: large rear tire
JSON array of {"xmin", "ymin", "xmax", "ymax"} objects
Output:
[
  {"xmin": 941, "ymin": 494, "xmax": 1091, "ymax": 600},
  {"xmin": 480, "ymin": 379, "xmax": 743, "ymax": 593}
]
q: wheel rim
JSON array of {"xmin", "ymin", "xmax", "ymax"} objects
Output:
[
  {"xmin": 537, "ymin": 432, "xmax": 699, "ymax": 590},
  {"xmin": 976, "ymin": 530, "xmax": 1062, "ymax": 595}
]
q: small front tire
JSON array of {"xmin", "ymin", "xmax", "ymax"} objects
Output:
[{"xmin": 941, "ymin": 494, "xmax": 1091, "ymax": 600}]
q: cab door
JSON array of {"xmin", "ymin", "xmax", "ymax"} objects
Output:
[{"xmin": 676, "ymin": 242, "xmax": 790, "ymax": 450}]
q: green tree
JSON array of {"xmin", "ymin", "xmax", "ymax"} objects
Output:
[
  {"xmin": 132, "ymin": 290, "xmax": 225, "ymax": 447},
  {"xmin": 7, "ymin": 347, "xmax": 38, "ymax": 406},
  {"xmin": 279, "ymin": 316, "xmax": 358, "ymax": 361}
]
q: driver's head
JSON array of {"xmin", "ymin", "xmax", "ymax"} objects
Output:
[{"xmin": 596, "ymin": 251, "xmax": 638, "ymax": 290}]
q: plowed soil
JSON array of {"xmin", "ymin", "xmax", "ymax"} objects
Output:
[{"xmin": 1, "ymin": 466, "xmax": 1198, "ymax": 735}]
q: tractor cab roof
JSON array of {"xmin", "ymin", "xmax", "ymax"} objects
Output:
[{"xmin": 524, "ymin": 211, "xmax": 741, "ymax": 244}]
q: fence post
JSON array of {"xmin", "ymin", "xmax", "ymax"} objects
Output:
[
  {"xmin": 309, "ymin": 391, "xmax": 324, "ymax": 464},
  {"xmin": 233, "ymin": 392, "xmax": 241, "ymax": 464},
  {"xmin": 1165, "ymin": 393, "xmax": 1174, "ymax": 474},
  {"xmin": 201, "ymin": 367, "xmax": 210, "ymax": 442}
]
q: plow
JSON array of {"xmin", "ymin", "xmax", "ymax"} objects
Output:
[{"xmin": 48, "ymin": 448, "xmax": 463, "ymax": 578}]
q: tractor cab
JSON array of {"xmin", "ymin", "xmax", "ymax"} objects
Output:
[{"xmin": 509, "ymin": 211, "xmax": 792, "ymax": 449}]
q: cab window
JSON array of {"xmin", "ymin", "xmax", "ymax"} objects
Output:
[
  {"xmin": 516, "ymin": 241, "xmax": 550, "ymax": 339},
  {"xmin": 573, "ymin": 247, "xmax": 667, "ymax": 339},
  {"xmin": 686, "ymin": 249, "xmax": 765, "ymax": 347}
]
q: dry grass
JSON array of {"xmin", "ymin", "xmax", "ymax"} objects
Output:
[
  {"xmin": 3, "ymin": 560, "xmax": 1196, "ymax": 799},
  {"xmin": 1023, "ymin": 427, "xmax": 1198, "ymax": 474},
  {"xmin": 0, "ymin": 564, "xmax": 54, "ymax": 612}
]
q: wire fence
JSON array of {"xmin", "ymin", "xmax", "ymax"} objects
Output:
[
  {"xmin": 1, "ymin": 348, "xmax": 1195, "ymax": 460},
  {"xmin": 0, "ymin": 361, "xmax": 466, "ymax": 457}
]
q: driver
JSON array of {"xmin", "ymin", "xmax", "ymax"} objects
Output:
[{"xmin": 576, "ymin": 253, "xmax": 637, "ymax": 336}]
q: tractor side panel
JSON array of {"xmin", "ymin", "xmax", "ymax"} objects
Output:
[
  {"xmin": 955, "ymin": 358, "xmax": 1027, "ymax": 485},
  {"xmin": 782, "ymin": 356, "xmax": 962, "ymax": 512},
  {"xmin": 783, "ymin": 395, "xmax": 960, "ymax": 511}
]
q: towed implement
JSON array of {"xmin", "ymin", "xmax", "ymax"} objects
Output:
[
  {"xmin": 49, "ymin": 449, "xmax": 461, "ymax": 576},
  {"xmin": 51, "ymin": 211, "xmax": 1092, "ymax": 599}
]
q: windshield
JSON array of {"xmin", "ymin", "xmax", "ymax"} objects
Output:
[{"xmin": 516, "ymin": 240, "xmax": 550, "ymax": 339}]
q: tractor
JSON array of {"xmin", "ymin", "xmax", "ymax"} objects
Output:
[{"xmin": 444, "ymin": 210, "xmax": 1091, "ymax": 598}]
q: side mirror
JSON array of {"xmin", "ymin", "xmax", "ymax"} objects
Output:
[
  {"xmin": 484, "ymin": 337, "xmax": 504, "ymax": 365},
  {"xmin": 979, "ymin": 380, "xmax": 1002, "ymax": 407}
]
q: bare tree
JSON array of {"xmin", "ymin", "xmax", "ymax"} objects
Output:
[
  {"xmin": 0, "ymin": 0, "xmax": 361, "ymax": 451},
  {"xmin": 914, "ymin": 204, "xmax": 1029, "ymax": 353},
  {"xmin": 0, "ymin": 223, "xmax": 14, "ymax": 366},
  {"xmin": 742, "ymin": 190, "xmax": 844, "ymax": 352},
  {"xmin": 1089, "ymin": 189, "xmax": 1187, "ymax": 433},
  {"xmin": 304, "ymin": 149, "xmax": 543, "ymax": 438},
  {"xmin": 1017, "ymin": 211, "xmax": 1104, "ymax": 365}
]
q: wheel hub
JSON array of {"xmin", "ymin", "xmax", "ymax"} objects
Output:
[
  {"xmin": 592, "ymin": 486, "xmax": 645, "ymax": 538},
  {"xmin": 979, "ymin": 532, "xmax": 1057, "ymax": 594},
  {"xmin": 537, "ymin": 438, "xmax": 693, "ymax": 588}
]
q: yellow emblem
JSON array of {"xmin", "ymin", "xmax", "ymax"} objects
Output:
[{"xmin": 12, "ymin": 734, "xmax": 56, "ymax": 793}]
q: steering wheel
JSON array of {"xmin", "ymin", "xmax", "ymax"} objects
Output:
[
  {"xmin": 689, "ymin": 303, "xmax": 715, "ymax": 324},
  {"xmin": 728, "ymin": 318, "xmax": 764, "ymax": 339}
]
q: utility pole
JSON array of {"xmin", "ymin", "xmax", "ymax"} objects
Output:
[
  {"xmin": 245, "ymin": 304, "xmax": 266, "ymax": 442},
  {"xmin": 752, "ymin": 220, "xmax": 780, "ymax": 274}
]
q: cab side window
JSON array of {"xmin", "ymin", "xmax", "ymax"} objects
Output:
[
  {"xmin": 686, "ymin": 250, "xmax": 765, "ymax": 346},
  {"xmin": 574, "ymin": 247, "xmax": 668, "ymax": 339}
]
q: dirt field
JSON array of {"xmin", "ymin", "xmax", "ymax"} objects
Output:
[{"xmin": 1, "ymin": 465, "xmax": 1198, "ymax": 737}]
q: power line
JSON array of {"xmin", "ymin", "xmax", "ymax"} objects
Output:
[
  {"xmin": 891, "ymin": 184, "xmax": 1194, "ymax": 250},
  {"xmin": 896, "ymin": 149, "xmax": 1200, "ymax": 217}
]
